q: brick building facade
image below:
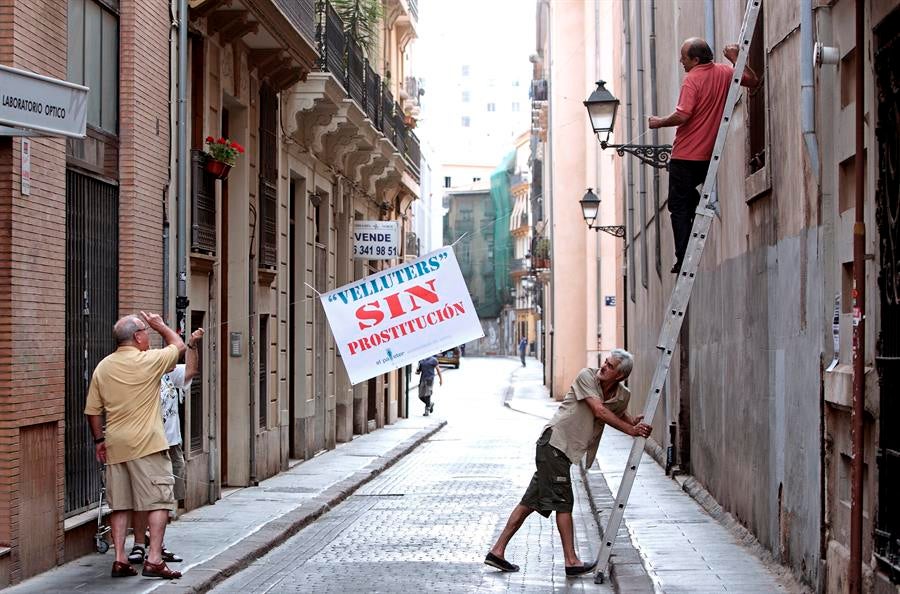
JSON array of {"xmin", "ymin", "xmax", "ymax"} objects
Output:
[{"xmin": 0, "ymin": 0, "xmax": 422, "ymax": 586}]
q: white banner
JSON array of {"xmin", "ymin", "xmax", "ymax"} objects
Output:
[
  {"xmin": 0, "ymin": 64, "xmax": 88, "ymax": 138},
  {"xmin": 352, "ymin": 220, "xmax": 400, "ymax": 260},
  {"xmin": 321, "ymin": 246, "xmax": 484, "ymax": 385}
]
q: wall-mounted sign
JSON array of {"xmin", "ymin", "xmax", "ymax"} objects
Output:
[
  {"xmin": 20, "ymin": 138, "xmax": 31, "ymax": 195},
  {"xmin": 604, "ymin": 296, "xmax": 616, "ymax": 307},
  {"xmin": 321, "ymin": 246, "xmax": 484, "ymax": 384},
  {"xmin": 353, "ymin": 220, "xmax": 400, "ymax": 260},
  {"xmin": 0, "ymin": 64, "xmax": 88, "ymax": 138}
]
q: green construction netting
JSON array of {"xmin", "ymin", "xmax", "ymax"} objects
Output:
[{"xmin": 482, "ymin": 150, "xmax": 515, "ymax": 318}]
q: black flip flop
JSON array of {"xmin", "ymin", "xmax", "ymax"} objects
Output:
[{"xmin": 484, "ymin": 552, "xmax": 520, "ymax": 572}]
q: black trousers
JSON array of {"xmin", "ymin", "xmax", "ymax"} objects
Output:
[{"xmin": 667, "ymin": 159, "xmax": 710, "ymax": 265}]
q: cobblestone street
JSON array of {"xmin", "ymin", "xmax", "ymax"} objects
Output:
[{"xmin": 213, "ymin": 357, "xmax": 609, "ymax": 594}]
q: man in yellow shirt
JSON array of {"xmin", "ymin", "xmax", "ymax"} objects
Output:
[{"xmin": 84, "ymin": 311, "xmax": 185, "ymax": 579}]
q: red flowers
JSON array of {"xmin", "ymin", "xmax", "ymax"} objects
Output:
[{"xmin": 204, "ymin": 135, "xmax": 246, "ymax": 166}]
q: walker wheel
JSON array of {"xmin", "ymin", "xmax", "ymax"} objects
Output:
[
  {"xmin": 95, "ymin": 538, "xmax": 109, "ymax": 554},
  {"xmin": 594, "ymin": 571, "xmax": 606, "ymax": 585}
]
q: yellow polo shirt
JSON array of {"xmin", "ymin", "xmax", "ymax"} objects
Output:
[
  {"xmin": 84, "ymin": 345, "xmax": 180, "ymax": 464},
  {"xmin": 546, "ymin": 368, "xmax": 631, "ymax": 467}
]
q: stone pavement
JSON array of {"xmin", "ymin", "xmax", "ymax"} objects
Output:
[
  {"xmin": 213, "ymin": 356, "xmax": 612, "ymax": 593},
  {"xmin": 7, "ymin": 414, "xmax": 446, "ymax": 594},
  {"xmin": 506, "ymin": 361, "xmax": 805, "ymax": 594}
]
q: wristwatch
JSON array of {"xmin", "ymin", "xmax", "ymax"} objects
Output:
[
  {"xmin": 93, "ymin": 436, "xmax": 105, "ymax": 444},
  {"xmin": 187, "ymin": 342, "xmax": 196, "ymax": 350}
]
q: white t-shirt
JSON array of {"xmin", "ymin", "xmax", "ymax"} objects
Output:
[{"xmin": 160, "ymin": 364, "xmax": 192, "ymax": 446}]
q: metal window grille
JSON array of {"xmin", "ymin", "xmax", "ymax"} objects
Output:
[
  {"xmin": 64, "ymin": 169, "xmax": 118, "ymax": 516},
  {"xmin": 189, "ymin": 310, "xmax": 205, "ymax": 453},
  {"xmin": 259, "ymin": 314, "xmax": 269, "ymax": 429},
  {"xmin": 259, "ymin": 83, "xmax": 278, "ymax": 269},
  {"xmin": 191, "ymin": 149, "xmax": 216, "ymax": 255}
]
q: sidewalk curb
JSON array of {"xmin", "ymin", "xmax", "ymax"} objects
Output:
[
  {"xmin": 155, "ymin": 421, "xmax": 447, "ymax": 594},
  {"xmin": 578, "ymin": 460, "xmax": 654, "ymax": 593}
]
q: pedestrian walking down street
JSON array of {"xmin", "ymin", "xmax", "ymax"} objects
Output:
[
  {"xmin": 416, "ymin": 355, "xmax": 442, "ymax": 416},
  {"xmin": 84, "ymin": 312, "xmax": 186, "ymax": 580},
  {"xmin": 648, "ymin": 37, "xmax": 758, "ymax": 273},
  {"xmin": 519, "ymin": 337, "xmax": 528, "ymax": 367},
  {"xmin": 128, "ymin": 327, "xmax": 205, "ymax": 566},
  {"xmin": 485, "ymin": 348, "xmax": 652, "ymax": 577}
]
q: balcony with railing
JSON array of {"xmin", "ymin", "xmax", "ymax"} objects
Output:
[
  {"xmin": 273, "ymin": 0, "xmax": 317, "ymax": 46},
  {"xmin": 297, "ymin": 0, "xmax": 420, "ymax": 184}
]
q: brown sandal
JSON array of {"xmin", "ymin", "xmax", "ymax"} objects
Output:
[
  {"xmin": 142, "ymin": 559, "xmax": 182, "ymax": 579},
  {"xmin": 111, "ymin": 561, "xmax": 138, "ymax": 577}
]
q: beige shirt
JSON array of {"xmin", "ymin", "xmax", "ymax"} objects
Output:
[
  {"xmin": 547, "ymin": 368, "xmax": 631, "ymax": 467},
  {"xmin": 84, "ymin": 345, "xmax": 180, "ymax": 464}
]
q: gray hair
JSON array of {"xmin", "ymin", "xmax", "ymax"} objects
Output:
[
  {"xmin": 610, "ymin": 348, "xmax": 634, "ymax": 379},
  {"xmin": 113, "ymin": 315, "xmax": 141, "ymax": 346}
]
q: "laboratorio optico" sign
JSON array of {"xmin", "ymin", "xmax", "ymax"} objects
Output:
[
  {"xmin": 0, "ymin": 65, "xmax": 88, "ymax": 138},
  {"xmin": 321, "ymin": 246, "xmax": 483, "ymax": 384}
]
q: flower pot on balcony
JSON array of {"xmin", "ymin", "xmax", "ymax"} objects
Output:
[{"xmin": 205, "ymin": 158, "xmax": 232, "ymax": 180}]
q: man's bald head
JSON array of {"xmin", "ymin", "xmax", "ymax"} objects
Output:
[
  {"xmin": 113, "ymin": 315, "xmax": 142, "ymax": 347},
  {"xmin": 682, "ymin": 37, "xmax": 713, "ymax": 64}
]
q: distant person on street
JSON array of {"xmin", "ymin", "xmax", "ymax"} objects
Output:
[
  {"xmin": 128, "ymin": 327, "xmax": 205, "ymax": 566},
  {"xmin": 648, "ymin": 37, "xmax": 759, "ymax": 273},
  {"xmin": 84, "ymin": 312, "xmax": 185, "ymax": 580},
  {"xmin": 518, "ymin": 337, "xmax": 528, "ymax": 367},
  {"xmin": 416, "ymin": 355, "xmax": 443, "ymax": 416},
  {"xmin": 485, "ymin": 349, "xmax": 651, "ymax": 577}
]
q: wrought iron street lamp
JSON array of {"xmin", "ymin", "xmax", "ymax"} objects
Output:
[
  {"xmin": 579, "ymin": 188, "xmax": 625, "ymax": 238},
  {"xmin": 584, "ymin": 80, "xmax": 671, "ymax": 170}
]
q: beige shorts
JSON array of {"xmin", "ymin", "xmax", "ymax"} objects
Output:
[{"xmin": 106, "ymin": 451, "xmax": 175, "ymax": 512}]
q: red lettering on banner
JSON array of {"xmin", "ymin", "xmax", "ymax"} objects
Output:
[{"xmin": 356, "ymin": 302, "xmax": 385, "ymax": 330}]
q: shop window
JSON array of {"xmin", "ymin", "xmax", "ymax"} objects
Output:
[{"xmin": 67, "ymin": 0, "xmax": 118, "ymax": 133}]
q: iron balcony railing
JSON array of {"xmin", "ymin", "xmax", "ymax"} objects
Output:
[
  {"xmin": 275, "ymin": 0, "xmax": 317, "ymax": 46},
  {"xmin": 404, "ymin": 129, "xmax": 421, "ymax": 175},
  {"xmin": 346, "ymin": 36, "xmax": 365, "ymax": 107},
  {"xmin": 408, "ymin": 0, "xmax": 418, "ymax": 21},
  {"xmin": 316, "ymin": 1, "xmax": 345, "ymax": 80},
  {"xmin": 381, "ymin": 88, "xmax": 396, "ymax": 145},
  {"xmin": 394, "ymin": 102, "xmax": 407, "ymax": 155},
  {"xmin": 364, "ymin": 59, "xmax": 380, "ymax": 123}
]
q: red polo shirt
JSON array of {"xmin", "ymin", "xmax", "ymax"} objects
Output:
[{"xmin": 672, "ymin": 62, "xmax": 751, "ymax": 161}]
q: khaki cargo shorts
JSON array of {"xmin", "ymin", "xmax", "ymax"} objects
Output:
[
  {"xmin": 106, "ymin": 450, "xmax": 176, "ymax": 512},
  {"xmin": 520, "ymin": 428, "xmax": 574, "ymax": 518}
]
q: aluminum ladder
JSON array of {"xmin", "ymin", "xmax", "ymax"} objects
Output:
[{"xmin": 593, "ymin": 0, "xmax": 762, "ymax": 584}]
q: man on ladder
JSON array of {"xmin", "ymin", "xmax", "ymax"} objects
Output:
[
  {"xmin": 592, "ymin": 1, "xmax": 763, "ymax": 584},
  {"xmin": 649, "ymin": 38, "xmax": 759, "ymax": 273}
]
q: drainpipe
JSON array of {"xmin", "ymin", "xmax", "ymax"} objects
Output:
[
  {"xmin": 635, "ymin": 0, "xmax": 648, "ymax": 290},
  {"xmin": 848, "ymin": 0, "xmax": 866, "ymax": 590},
  {"xmin": 543, "ymin": 0, "xmax": 555, "ymax": 396},
  {"xmin": 249, "ymin": 205, "xmax": 258, "ymax": 487},
  {"xmin": 649, "ymin": 0, "xmax": 660, "ymax": 278},
  {"xmin": 800, "ymin": 0, "xmax": 821, "ymax": 178},
  {"xmin": 704, "ymin": 0, "xmax": 716, "ymax": 53},
  {"xmin": 624, "ymin": 0, "xmax": 635, "ymax": 303},
  {"xmin": 176, "ymin": 0, "xmax": 189, "ymax": 335}
]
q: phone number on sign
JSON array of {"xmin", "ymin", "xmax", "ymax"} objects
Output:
[{"xmin": 353, "ymin": 244, "xmax": 398, "ymax": 257}]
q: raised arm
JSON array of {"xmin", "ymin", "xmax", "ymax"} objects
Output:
[
  {"xmin": 141, "ymin": 310, "xmax": 186, "ymax": 359},
  {"xmin": 723, "ymin": 43, "xmax": 759, "ymax": 88},
  {"xmin": 184, "ymin": 327, "xmax": 205, "ymax": 383}
]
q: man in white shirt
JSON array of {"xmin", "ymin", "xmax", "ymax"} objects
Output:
[{"xmin": 128, "ymin": 328, "xmax": 204, "ymax": 565}]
